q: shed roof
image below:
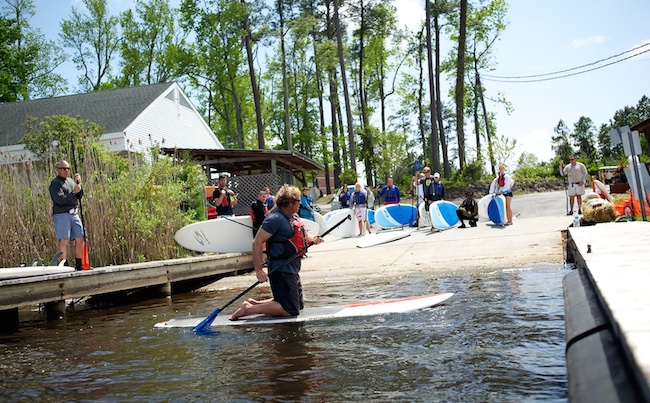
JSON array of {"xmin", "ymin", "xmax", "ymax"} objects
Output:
[
  {"xmin": 161, "ymin": 147, "xmax": 323, "ymax": 178},
  {"xmin": 0, "ymin": 83, "xmax": 175, "ymax": 146}
]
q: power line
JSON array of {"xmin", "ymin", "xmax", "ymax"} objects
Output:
[{"xmin": 482, "ymin": 42, "xmax": 650, "ymax": 83}]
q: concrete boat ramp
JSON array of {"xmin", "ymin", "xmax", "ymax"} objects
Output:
[{"xmin": 565, "ymin": 221, "xmax": 650, "ymax": 402}]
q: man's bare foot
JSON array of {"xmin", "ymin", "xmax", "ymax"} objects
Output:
[{"xmin": 229, "ymin": 301, "xmax": 253, "ymax": 321}]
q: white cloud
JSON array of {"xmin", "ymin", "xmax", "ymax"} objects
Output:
[
  {"xmin": 395, "ymin": 0, "xmax": 425, "ymax": 31},
  {"xmin": 569, "ymin": 36, "xmax": 606, "ymax": 49},
  {"xmin": 515, "ymin": 128, "xmax": 554, "ymax": 163}
]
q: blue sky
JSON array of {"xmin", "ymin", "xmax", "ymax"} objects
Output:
[{"xmin": 26, "ymin": 0, "xmax": 650, "ymax": 165}]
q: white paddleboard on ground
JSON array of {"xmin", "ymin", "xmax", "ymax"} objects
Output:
[
  {"xmin": 323, "ymin": 209, "xmax": 357, "ymax": 238},
  {"xmin": 429, "ymin": 200, "xmax": 460, "ymax": 230},
  {"xmin": 154, "ymin": 293, "xmax": 453, "ymax": 328},
  {"xmin": 174, "ymin": 216, "xmax": 254, "ymax": 253},
  {"xmin": 417, "ymin": 202, "xmax": 433, "ymax": 228},
  {"xmin": 356, "ymin": 231, "xmax": 411, "ymax": 248},
  {"xmin": 0, "ymin": 266, "xmax": 75, "ymax": 280}
]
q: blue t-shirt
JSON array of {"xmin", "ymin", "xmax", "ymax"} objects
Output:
[{"xmin": 261, "ymin": 209, "xmax": 301, "ymax": 274}]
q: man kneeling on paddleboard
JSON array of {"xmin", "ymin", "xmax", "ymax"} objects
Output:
[{"xmin": 230, "ymin": 185, "xmax": 323, "ymax": 320}]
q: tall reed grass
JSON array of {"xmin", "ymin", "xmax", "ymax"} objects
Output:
[{"xmin": 0, "ymin": 145, "xmax": 205, "ymax": 268}]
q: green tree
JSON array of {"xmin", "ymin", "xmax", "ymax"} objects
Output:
[
  {"xmin": 60, "ymin": 0, "xmax": 120, "ymax": 91},
  {"xmin": 551, "ymin": 119, "xmax": 573, "ymax": 159},
  {"xmin": 572, "ymin": 116, "xmax": 597, "ymax": 161},
  {"xmin": 1, "ymin": 0, "xmax": 68, "ymax": 99},
  {"xmin": 117, "ymin": 0, "xmax": 183, "ymax": 87},
  {"xmin": 0, "ymin": 15, "xmax": 23, "ymax": 102},
  {"xmin": 21, "ymin": 115, "xmax": 103, "ymax": 162}
]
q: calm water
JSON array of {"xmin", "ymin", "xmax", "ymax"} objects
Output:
[{"xmin": 1, "ymin": 264, "xmax": 568, "ymax": 402}]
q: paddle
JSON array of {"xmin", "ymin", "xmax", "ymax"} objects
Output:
[{"xmin": 192, "ymin": 213, "xmax": 352, "ymax": 334}]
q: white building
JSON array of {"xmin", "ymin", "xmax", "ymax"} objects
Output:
[{"xmin": 0, "ymin": 82, "xmax": 222, "ymax": 164}]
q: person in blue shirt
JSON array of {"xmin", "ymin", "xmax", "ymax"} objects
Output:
[
  {"xmin": 377, "ymin": 177, "xmax": 401, "ymax": 205},
  {"xmin": 338, "ymin": 184, "xmax": 351, "ymax": 208},
  {"xmin": 299, "ymin": 187, "xmax": 314, "ymax": 220},
  {"xmin": 264, "ymin": 186, "xmax": 276, "ymax": 212},
  {"xmin": 229, "ymin": 185, "xmax": 323, "ymax": 320}
]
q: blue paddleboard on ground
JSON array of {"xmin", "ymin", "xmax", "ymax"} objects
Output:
[
  {"xmin": 429, "ymin": 200, "xmax": 460, "ymax": 230},
  {"xmin": 375, "ymin": 204, "xmax": 417, "ymax": 229},
  {"xmin": 487, "ymin": 195, "xmax": 506, "ymax": 225}
]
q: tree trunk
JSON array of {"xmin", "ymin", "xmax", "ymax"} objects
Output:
[
  {"xmin": 434, "ymin": 13, "xmax": 450, "ymax": 178},
  {"xmin": 333, "ymin": 0, "xmax": 357, "ymax": 172},
  {"xmin": 455, "ymin": 0, "xmax": 468, "ymax": 168},
  {"xmin": 425, "ymin": 0, "xmax": 440, "ymax": 173},
  {"xmin": 242, "ymin": 0, "xmax": 265, "ymax": 149},
  {"xmin": 417, "ymin": 29, "xmax": 427, "ymax": 161},
  {"xmin": 279, "ymin": 0, "xmax": 292, "ymax": 150}
]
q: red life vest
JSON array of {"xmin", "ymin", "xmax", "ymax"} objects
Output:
[{"xmin": 269, "ymin": 217, "xmax": 313, "ymax": 259}]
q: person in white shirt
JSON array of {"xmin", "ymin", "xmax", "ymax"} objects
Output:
[
  {"xmin": 489, "ymin": 165, "xmax": 515, "ymax": 225},
  {"xmin": 559, "ymin": 155, "xmax": 588, "ymax": 215}
]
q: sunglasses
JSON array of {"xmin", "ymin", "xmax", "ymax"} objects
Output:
[{"xmin": 58, "ymin": 167, "xmax": 71, "ymax": 170}]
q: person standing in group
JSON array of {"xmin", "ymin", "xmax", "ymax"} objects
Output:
[
  {"xmin": 412, "ymin": 172, "xmax": 425, "ymax": 206},
  {"xmin": 489, "ymin": 165, "xmax": 515, "ymax": 225},
  {"xmin": 559, "ymin": 155, "xmax": 588, "ymax": 215},
  {"xmin": 250, "ymin": 190, "xmax": 269, "ymax": 237},
  {"xmin": 377, "ymin": 177, "xmax": 401, "ymax": 205},
  {"xmin": 264, "ymin": 186, "xmax": 276, "ymax": 212},
  {"xmin": 49, "ymin": 160, "xmax": 85, "ymax": 270},
  {"xmin": 299, "ymin": 187, "xmax": 314, "ymax": 220},
  {"xmin": 431, "ymin": 172, "xmax": 445, "ymax": 202},
  {"xmin": 456, "ymin": 191, "xmax": 479, "ymax": 228},
  {"xmin": 350, "ymin": 182, "xmax": 372, "ymax": 235},
  {"xmin": 212, "ymin": 175, "xmax": 237, "ymax": 217},
  {"xmin": 338, "ymin": 184, "xmax": 351, "ymax": 208},
  {"xmin": 229, "ymin": 185, "xmax": 323, "ymax": 320},
  {"xmin": 420, "ymin": 167, "xmax": 434, "ymax": 211}
]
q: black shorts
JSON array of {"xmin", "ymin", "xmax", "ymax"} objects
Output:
[{"xmin": 269, "ymin": 271, "xmax": 303, "ymax": 316}]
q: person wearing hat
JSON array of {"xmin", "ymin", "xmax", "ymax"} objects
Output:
[
  {"xmin": 431, "ymin": 172, "xmax": 445, "ymax": 202},
  {"xmin": 456, "ymin": 191, "xmax": 479, "ymax": 228}
]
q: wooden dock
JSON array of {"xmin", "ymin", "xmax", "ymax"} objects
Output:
[
  {"xmin": 0, "ymin": 253, "xmax": 253, "ymax": 329},
  {"xmin": 565, "ymin": 221, "xmax": 650, "ymax": 402}
]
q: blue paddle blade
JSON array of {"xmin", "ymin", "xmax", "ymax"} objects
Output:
[{"xmin": 192, "ymin": 309, "xmax": 221, "ymax": 334}]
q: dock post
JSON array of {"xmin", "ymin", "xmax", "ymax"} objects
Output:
[
  {"xmin": 44, "ymin": 301, "xmax": 66, "ymax": 320},
  {"xmin": 0, "ymin": 308, "xmax": 19, "ymax": 331},
  {"xmin": 158, "ymin": 281, "xmax": 172, "ymax": 297}
]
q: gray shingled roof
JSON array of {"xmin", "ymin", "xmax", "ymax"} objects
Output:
[{"xmin": 0, "ymin": 82, "xmax": 175, "ymax": 147}]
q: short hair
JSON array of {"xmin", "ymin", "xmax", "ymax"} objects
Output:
[
  {"xmin": 276, "ymin": 185, "xmax": 301, "ymax": 207},
  {"xmin": 218, "ymin": 175, "xmax": 227, "ymax": 180},
  {"xmin": 423, "ymin": 167, "xmax": 431, "ymax": 173}
]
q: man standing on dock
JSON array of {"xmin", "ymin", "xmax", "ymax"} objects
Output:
[
  {"xmin": 49, "ymin": 160, "xmax": 85, "ymax": 270},
  {"xmin": 560, "ymin": 155, "xmax": 588, "ymax": 215}
]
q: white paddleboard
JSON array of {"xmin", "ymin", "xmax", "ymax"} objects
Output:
[
  {"xmin": 154, "ymin": 293, "xmax": 453, "ymax": 328},
  {"xmin": 299, "ymin": 217, "xmax": 320, "ymax": 235},
  {"xmin": 418, "ymin": 202, "xmax": 433, "ymax": 228},
  {"xmin": 477, "ymin": 194, "xmax": 492, "ymax": 222},
  {"xmin": 356, "ymin": 231, "xmax": 411, "ymax": 248},
  {"xmin": 174, "ymin": 216, "xmax": 254, "ymax": 253},
  {"xmin": 0, "ymin": 266, "xmax": 75, "ymax": 280},
  {"xmin": 314, "ymin": 212, "xmax": 327, "ymax": 234},
  {"xmin": 428, "ymin": 200, "xmax": 460, "ymax": 230},
  {"xmin": 323, "ymin": 209, "xmax": 357, "ymax": 238}
]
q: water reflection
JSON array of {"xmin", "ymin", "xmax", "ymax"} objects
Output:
[{"xmin": 0, "ymin": 264, "xmax": 568, "ymax": 402}]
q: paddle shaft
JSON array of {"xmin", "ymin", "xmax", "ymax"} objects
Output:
[{"xmin": 193, "ymin": 213, "xmax": 351, "ymax": 332}]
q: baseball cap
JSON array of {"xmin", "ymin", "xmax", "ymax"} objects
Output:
[{"xmin": 433, "ymin": 172, "xmax": 440, "ymax": 178}]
